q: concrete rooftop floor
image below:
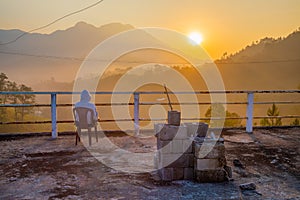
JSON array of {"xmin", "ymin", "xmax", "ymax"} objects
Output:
[{"xmin": 0, "ymin": 128, "xmax": 299, "ymax": 199}]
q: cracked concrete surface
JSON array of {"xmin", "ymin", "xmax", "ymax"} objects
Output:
[{"xmin": 0, "ymin": 128, "xmax": 299, "ymax": 199}]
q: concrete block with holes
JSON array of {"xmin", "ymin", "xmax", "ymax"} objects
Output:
[{"xmin": 154, "ymin": 123, "xmax": 230, "ymax": 182}]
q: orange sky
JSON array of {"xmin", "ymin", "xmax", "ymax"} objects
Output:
[{"xmin": 0, "ymin": 0, "xmax": 299, "ymax": 59}]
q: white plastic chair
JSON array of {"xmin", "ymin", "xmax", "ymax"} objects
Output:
[{"xmin": 73, "ymin": 107, "xmax": 98, "ymax": 146}]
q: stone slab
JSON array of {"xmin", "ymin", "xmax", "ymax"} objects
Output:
[
  {"xmin": 184, "ymin": 122, "xmax": 208, "ymax": 137},
  {"xmin": 159, "ymin": 153, "xmax": 194, "ymax": 168},
  {"xmin": 194, "ymin": 158, "xmax": 221, "ymax": 170},
  {"xmin": 194, "ymin": 169, "xmax": 227, "ymax": 182},
  {"xmin": 173, "ymin": 168, "xmax": 184, "ymax": 180},
  {"xmin": 153, "ymin": 152, "xmax": 158, "ymax": 169},
  {"xmin": 184, "ymin": 168, "xmax": 194, "ymax": 180},
  {"xmin": 156, "ymin": 124, "xmax": 188, "ymax": 141},
  {"xmin": 183, "ymin": 139, "xmax": 193, "ymax": 153},
  {"xmin": 157, "ymin": 139, "xmax": 172, "ymax": 154},
  {"xmin": 194, "ymin": 142, "xmax": 225, "ymax": 159},
  {"xmin": 171, "ymin": 139, "xmax": 183, "ymax": 153},
  {"xmin": 158, "ymin": 168, "xmax": 173, "ymax": 181},
  {"xmin": 154, "ymin": 123, "xmax": 164, "ymax": 136}
]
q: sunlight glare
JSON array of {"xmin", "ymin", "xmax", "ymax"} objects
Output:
[{"xmin": 188, "ymin": 32, "xmax": 203, "ymax": 45}]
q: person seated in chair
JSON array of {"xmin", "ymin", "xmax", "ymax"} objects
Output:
[{"xmin": 74, "ymin": 89, "xmax": 98, "ymax": 124}]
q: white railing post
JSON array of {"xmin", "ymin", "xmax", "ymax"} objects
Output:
[
  {"xmin": 134, "ymin": 92, "xmax": 140, "ymax": 136},
  {"xmin": 51, "ymin": 93, "xmax": 57, "ymax": 139},
  {"xmin": 246, "ymin": 92, "xmax": 254, "ymax": 133}
]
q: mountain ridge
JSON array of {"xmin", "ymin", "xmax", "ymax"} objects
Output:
[
  {"xmin": 217, "ymin": 28, "xmax": 300, "ymax": 62},
  {"xmin": 0, "ymin": 22, "xmax": 299, "ymax": 90}
]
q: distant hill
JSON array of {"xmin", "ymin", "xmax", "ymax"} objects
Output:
[
  {"xmin": 216, "ymin": 29, "xmax": 300, "ymax": 62},
  {"xmin": 214, "ymin": 29, "xmax": 300, "ymax": 90},
  {"xmin": 0, "ymin": 22, "xmax": 299, "ymax": 91},
  {"xmin": 0, "ymin": 22, "xmax": 134, "ymax": 84}
]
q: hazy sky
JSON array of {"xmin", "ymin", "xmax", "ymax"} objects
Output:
[{"xmin": 0, "ymin": 0, "xmax": 299, "ymax": 58}]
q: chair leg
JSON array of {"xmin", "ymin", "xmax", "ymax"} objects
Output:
[
  {"xmin": 95, "ymin": 126, "xmax": 98, "ymax": 142},
  {"xmin": 75, "ymin": 128, "xmax": 78, "ymax": 145},
  {"xmin": 75, "ymin": 133, "xmax": 78, "ymax": 146},
  {"xmin": 75, "ymin": 128, "xmax": 81, "ymax": 145},
  {"xmin": 88, "ymin": 128, "xmax": 92, "ymax": 146}
]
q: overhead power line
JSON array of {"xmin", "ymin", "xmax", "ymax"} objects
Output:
[
  {"xmin": 0, "ymin": 50, "xmax": 300, "ymax": 65},
  {"xmin": 0, "ymin": 50, "xmax": 197, "ymax": 65},
  {"xmin": 0, "ymin": 0, "xmax": 105, "ymax": 45},
  {"xmin": 0, "ymin": 50, "xmax": 85, "ymax": 61}
]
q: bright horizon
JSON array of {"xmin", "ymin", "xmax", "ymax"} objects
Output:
[{"xmin": 0, "ymin": 0, "xmax": 299, "ymax": 59}]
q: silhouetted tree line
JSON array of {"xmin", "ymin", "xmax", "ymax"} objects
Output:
[
  {"xmin": 260, "ymin": 103, "xmax": 282, "ymax": 126},
  {"xmin": 204, "ymin": 104, "xmax": 242, "ymax": 127},
  {"xmin": 260, "ymin": 103, "xmax": 299, "ymax": 126},
  {"xmin": 0, "ymin": 73, "xmax": 35, "ymax": 121}
]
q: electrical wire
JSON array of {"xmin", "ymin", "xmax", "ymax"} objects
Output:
[
  {"xmin": 0, "ymin": 50, "xmax": 199, "ymax": 64},
  {"xmin": 0, "ymin": 0, "xmax": 105, "ymax": 45},
  {"xmin": 0, "ymin": 50, "xmax": 299, "ymax": 65}
]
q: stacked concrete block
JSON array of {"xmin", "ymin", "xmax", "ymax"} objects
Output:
[
  {"xmin": 184, "ymin": 122, "xmax": 209, "ymax": 137},
  {"xmin": 154, "ymin": 122, "xmax": 231, "ymax": 182},
  {"xmin": 194, "ymin": 137, "xmax": 229, "ymax": 182},
  {"xmin": 155, "ymin": 123, "xmax": 194, "ymax": 181}
]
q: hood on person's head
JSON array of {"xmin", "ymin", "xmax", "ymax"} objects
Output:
[{"xmin": 80, "ymin": 90, "xmax": 91, "ymax": 102}]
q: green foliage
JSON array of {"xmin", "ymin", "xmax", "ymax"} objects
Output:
[
  {"xmin": 204, "ymin": 104, "xmax": 242, "ymax": 127},
  {"xmin": 225, "ymin": 111, "xmax": 242, "ymax": 127},
  {"xmin": 290, "ymin": 118, "xmax": 299, "ymax": 126},
  {"xmin": 0, "ymin": 73, "xmax": 9, "ymax": 121},
  {"xmin": 0, "ymin": 73, "xmax": 8, "ymax": 91},
  {"xmin": 0, "ymin": 73, "xmax": 35, "ymax": 122},
  {"xmin": 260, "ymin": 118, "xmax": 269, "ymax": 126},
  {"xmin": 260, "ymin": 103, "xmax": 282, "ymax": 126}
]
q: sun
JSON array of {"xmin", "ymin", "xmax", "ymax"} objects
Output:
[{"xmin": 188, "ymin": 32, "xmax": 203, "ymax": 45}]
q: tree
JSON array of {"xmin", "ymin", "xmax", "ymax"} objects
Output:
[
  {"xmin": 0, "ymin": 73, "xmax": 8, "ymax": 91},
  {"xmin": 6, "ymin": 81, "xmax": 19, "ymax": 120},
  {"xmin": 225, "ymin": 111, "xmax": 242, "ymax": 127},
  {"xmin": 0, "ymin": 73, "xmax": 9, "ymax": 121},
  {"xmin": 290, "ymin": 118, "xmax": 299, "ymax": 126},
  {"xmin": 205, "ymin": 104, "xmax": 242, "ymax": 127},
  {"xmin": 260, "ymin": 103, "xmax": 282, "ymax": 126},
  {"xmin": 16, "ymin": 84, "xmax": 35, "ymax": 121},
  {"xmin": 0, "ymin": 73, "xmax": 35, "ymax": 121},
  {"xmin": 204, "ymin": 104, "xmax": 225, "ymax": 128}
]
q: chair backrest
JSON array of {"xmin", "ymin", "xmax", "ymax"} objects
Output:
[{"xmin": 73, "ymin": 107, "xmax": 95, "ymax": 129}]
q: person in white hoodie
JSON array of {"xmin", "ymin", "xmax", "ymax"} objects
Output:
[{"xmin": 74, "ymin": 90, "xmax": 98, "ymax": 123}]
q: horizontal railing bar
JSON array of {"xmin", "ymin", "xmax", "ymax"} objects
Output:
[
  {"xmin": 95, "ymin": 103, "xmax": 134, "ymax": 106},
  {"xmin": 253, "ymin": 115, "xmax": 300, "ymax": 119},
  {"xmin": 2, "ymin": 101, "xmax": 300, "ymax": 108},
  {"xmin": 0, "ymin": 101, "xmax": 253, "ymax": 107},
  {"xmin": 0, "ymin": 90, "xmax": 299, "ymax": 132},
  {"xmin": 55, "ymin": 103, "xmax": 134, "ymax": 107},
  {"xmin": 254, "ymin": 101, "xmax": 300, "ymax": 104},
  {"xmin": 139, "ymin": 102, "xmax": 248, "ymax": 105},
  {"xmin": 139, "ymin": 117, "xmax": 248, "ymax": 121},
  {"xmin": 0, "ymin": 104, "xmax": 51, "ymax": 107},
  {"xmin": 138, "ymin": 90, "xmax": 300, "ymax": 94},
  {"xmin": 0, "ymin": 121, "xmax": 53, "ymax": 124},
  {"xmin": 55, "ymin": 103, "xmax": 135, "ymax": 107},
  {"xmin": 0, "ymin": 119, "xmax": 135, "ymax": 125},
  {"xmin": 99, "ymin": 119, "xmax": 134, "ymax": 122},
  {"xmin": 140, "ymin": 118, "xmax": 166, "ymax": 121},
  {"xmin": 0, "ymin": 103, "xmax": 135, "ymax": 107},
  {"xmin": 1, "ymin": 115, "xmax": 298, "ymax": 125},
  {"xmin": 1, "ymin": 90, "xmax": 299, "ymax": 95},
  {"xmin": 181, "ymin": 117, "xmax": 248, "ymax": 120}
]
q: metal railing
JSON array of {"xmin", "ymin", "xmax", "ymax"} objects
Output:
[{"xmin": 0, "ymin": 90, "xmax": 299, "ymax": 138}]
